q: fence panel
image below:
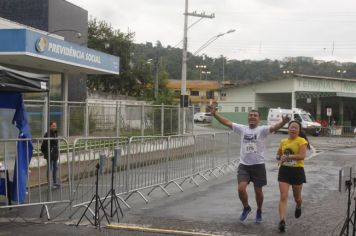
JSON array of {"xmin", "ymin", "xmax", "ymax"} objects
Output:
[
  {"xmin": 26, "ymin": 103, "xmax": 45, "ymax": 137},
  {"xmin": 167, "ymin": 135, "xmax": 195, "ymax": 181},
  {"xmin": 88, "ymin": 103, "xmax": 117, "ymax": 137},
  {"xmin": 194, "ymin": 134, "xmax": 215, "ymax": 174},
  {"xmin": 0, "ymin": 137, "xmax": 70, "ymax": 210},
  {"xmin": 227, "ymin": 132, "xmax": 241, "ymax": 163},
  {"xmin": 126, "ymin": 136, "xmax": 169, "ymax": 193},
  {"xmin": 213, "ymin": 132, "xmax": 231, "ymax": 166},
  {"xmin": 24, "ymin": 100, "xmax": 193, "ymax": 138},
  {"xmin": 320, "ymin": 126, "xmax": 356, "ymax": 137},
  {"xmin": 71, "ymin": 137, "xmax": 129, "ymax": 207},
  {"xmin": 68, "ymin": 104, "xmax": 86, "ymax": 137}
]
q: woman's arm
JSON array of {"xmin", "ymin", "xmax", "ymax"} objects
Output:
[
  {"xmin": 280, "ymin": 144, "xmax": 307, "ymax": 162},
  {"xmin": 276, "ymin": 148, "xmax": 282, "ymax": 160}
]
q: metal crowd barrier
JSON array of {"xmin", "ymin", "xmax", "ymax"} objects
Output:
[
  {"xmin": 70, "ymin": 137, "xmax": 129, "ymax": 209},
  {"xmin": 0, "ymin": 132, "xmax": 238, "ymax": 219},
  {"xmin": 320, "ymin": 126, "xmax": 356, "ymax": 137},
  {"xmin": 70, "ymin": 132, "xmax": 236, "ymax": 210},
  {"xmin": 0, "ymin": 137, "xmax": 70, "ymax": 220}
]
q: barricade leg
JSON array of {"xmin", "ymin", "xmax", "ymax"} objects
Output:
[
  {"xmin": 124, "ymin": 190, "xmax": 148, "ymax": 204},
  {"xmin": 147, "ymin": 185, "xmax": 170, "ymax": 197},
  {"xmin": 164, "ymin": 181, "xmax": 184, "ymax": 192},
  {"xmin": 40, "ymin": 204, "xmax": 50, "ymax": 220}
]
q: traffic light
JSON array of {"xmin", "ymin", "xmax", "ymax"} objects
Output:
[{"xmin": 180, "ymin": 95, "xmax": 189, "ymax": 107}]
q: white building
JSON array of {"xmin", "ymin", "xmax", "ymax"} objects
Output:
[{"xmin": 218, "ymin": 74, "xmax": 356, "ymax": 126}]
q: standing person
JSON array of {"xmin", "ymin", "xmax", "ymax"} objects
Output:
[
  {"xmin": 276, "ymin": 120, "xmax": 310, "ymax": 232},
  {"xmin": 207, "ymin": 104, "xmax": 290, "ymax": 223},
  {"xmin": 41, "ymin": 121, "xmax": 60, "ymax": 188}
]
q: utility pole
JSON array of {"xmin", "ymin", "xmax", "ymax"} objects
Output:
[
  {"xmin": 154, "ymin": 58, "xmax": 160, "ymax": 100},
  {"xmin": 221, "ymin": 55, "xmax": 225, "ymax": 83},
  {"xmin": 180, "ymin": 0, "xmax": 214, "ymax": 133}
]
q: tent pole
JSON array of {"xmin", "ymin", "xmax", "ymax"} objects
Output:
[
  {"xmin": 46, "ymin": 91, "xmax": 50, "ymax": 134},
  {"xmin": 46, "ymin": 85, "xmax": 52, "ymax": 202}
]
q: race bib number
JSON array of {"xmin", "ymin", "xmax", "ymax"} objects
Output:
[
  {"xmin": 245, "ymin": 142, "xmax": 257, "ymax": 153},
  {"xmin": 283, "ymin": 159, "xmax": 296, "ymax": 167}
]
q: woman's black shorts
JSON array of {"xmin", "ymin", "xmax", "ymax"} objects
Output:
[{"xmin": 278, "ymin": 165, "xmax": 306, "ymax": 185}]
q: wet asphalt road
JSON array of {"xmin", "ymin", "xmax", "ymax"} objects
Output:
[{"xmin": 1, "ymin": 128, "xmax": 356, "ymax": 236}]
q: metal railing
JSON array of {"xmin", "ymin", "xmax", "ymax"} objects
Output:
[
  {"xmin": 0, "ymin": 132, "xmax": 238, "ymax": 220},
  {"xmin": 319, "ymin": 126, "xmax": 356, "ymax": 137},
  {"xmin": 0, "ymin": 137, "xmax": 71, "ymax": 220},
  {"xmin": 70, "ymin": 132, "xmax": 236, "ymax": 209},
  {"xmin": 24, "ymin": 99, "xmax": 194, "ymax": 138}
]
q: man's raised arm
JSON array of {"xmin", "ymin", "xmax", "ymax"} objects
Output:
[
  {"xmin": 269, "ymin": 114, "xmax": 290, "ymax": 133},
  {"xmin": 207, "ymin": 104, "xmax": 233, "ymax": 129}
]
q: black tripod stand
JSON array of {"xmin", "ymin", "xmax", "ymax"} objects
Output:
[
  {"xmin": 102, "ymin": 149, "xmax": 123, "ymax": 222},
  {"xmin": 340, "ymin": 179, "xmax": 354, "ymax": 236},
  {"xmin": 77, "ymin": 163, "xmax": 110, "ymax": 228}
]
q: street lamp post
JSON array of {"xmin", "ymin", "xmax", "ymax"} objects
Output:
[
  {"xmin": 180, "ymin": 0, "xmax": 189, "ymax": 109},
  {"xmin": 180, "ymin": 0, "xmax": 214, "ymax": 134},
  {"xmin": 147, "ymin": 58, "xmax": 160, "ymax": 100},
  {"xmin": 221, "ymin": 55, "xmax": 225, "ymax": 83},
  {"xmin": 192, "ymin": 29, "xmax": 236, "ymax": 56}
]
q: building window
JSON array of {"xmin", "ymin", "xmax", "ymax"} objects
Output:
[
  {"xmin": 190, "ymin": 90, "xmax": 199, "ymax": 96},
  {"xmin": 234, "ymin": 107, "xmax": 239, "ymax": 112},
  {"xmin": 206, "ymin": 91, "xmax": 214, "ymax": 99},
  {"xmin": 248, "ymin": 107, "xmax": 252, "ymax": 112},
  {"xmin": 241, "ymin": 107, "xmax": 246, "ymax": 112}
]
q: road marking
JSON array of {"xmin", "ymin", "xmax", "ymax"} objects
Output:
[{"xmin": 106, "ymin": 224, "xmax": 222, "ymax": 236}]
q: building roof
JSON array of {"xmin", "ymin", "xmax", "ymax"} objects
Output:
[
  {"xmin": 222, "ymin": 74, "xmax": 356, "ymax": 91},
  {"xmin": 296, "ymin": 74, "xmax": 356, "ymax": 82}
]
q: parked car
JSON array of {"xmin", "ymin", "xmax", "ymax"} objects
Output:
[{"xmin": 194, "ymin": 112, "xmax": 213, "ymax": 123}]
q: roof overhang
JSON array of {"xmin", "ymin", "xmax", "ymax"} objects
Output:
[{"xmin": 0, "ymin": 29, "xmax": 120, "ymax": 75}]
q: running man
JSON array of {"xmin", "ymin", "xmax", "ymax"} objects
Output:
[{"xmin": 207, "ymin": 104, "xmax": 290, "ymax": 223}]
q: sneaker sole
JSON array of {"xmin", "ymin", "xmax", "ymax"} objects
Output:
[
  {"xmin": 239, "ymin": 211, "xmax": 252, "ymax": 222},
  {"xmin": 255, "ymin": 219, "xmax": 263, "ymax": 224}
]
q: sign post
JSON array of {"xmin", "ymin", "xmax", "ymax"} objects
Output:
[{"xmin": 327, "ymin": 108, "xmax": 332, "ymax": 127}]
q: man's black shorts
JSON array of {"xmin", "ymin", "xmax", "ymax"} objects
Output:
[
  {"xmin": 237, "ymin": 163, "xmax": 267, "ymax": 187},
  {"xmin": 278, "ymin": 165, "xmax": 306, "ymax": 185}
]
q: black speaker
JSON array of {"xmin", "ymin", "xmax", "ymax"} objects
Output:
[{"xmin": 180, "ymin": 95, "xmax": 189, "ymax": 107}]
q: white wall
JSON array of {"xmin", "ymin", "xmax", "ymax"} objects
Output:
[{"xmin": 219, "ymin": 78, "xmax": 295, "ymax": 112}]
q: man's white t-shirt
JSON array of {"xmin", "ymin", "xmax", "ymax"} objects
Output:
[{"xmin": 232, "ymin": 123, "xmax": 270, "ymax": 166}]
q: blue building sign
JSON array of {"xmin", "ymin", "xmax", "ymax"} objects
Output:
[{"xmin": 0, "ymin": 29, "xmax": 119, "ymax": 74}]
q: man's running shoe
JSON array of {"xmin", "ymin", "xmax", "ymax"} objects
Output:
[
  {"xmin": 295, "ymin": 206, "xmax": 302, "ymax": 218},
  {"xmin": 255, "ymin": 209, "xmax": 263, "ymax": 223},
  {"xmin": 239, "ymin": 206, "xmax": 251, "ymax": 222},
  {"xmin": 278, "ymin": 220, "xmax": 286, "ymax": 232}
]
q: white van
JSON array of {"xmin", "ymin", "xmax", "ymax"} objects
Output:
[{"xmin": 267, "ymin": 108, "xmax": 321, "ymax": 136}]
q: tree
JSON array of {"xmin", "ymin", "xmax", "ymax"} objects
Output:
[{"xmin": 86, "ymin": 18, "xmax": 151, "ymax": 96}]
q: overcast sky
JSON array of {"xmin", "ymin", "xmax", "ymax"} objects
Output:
[{"xmin": 69, "ymin": 0, "xmax": 356, "ymax": 62}]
